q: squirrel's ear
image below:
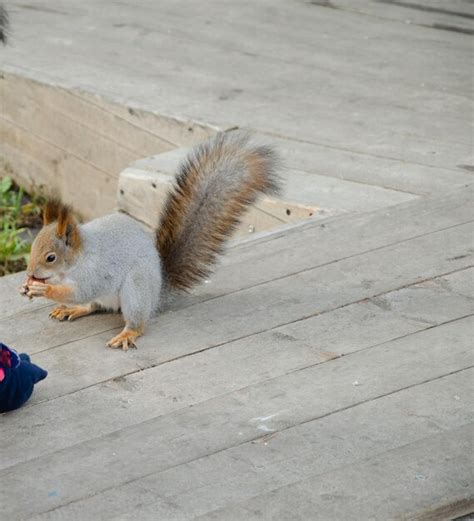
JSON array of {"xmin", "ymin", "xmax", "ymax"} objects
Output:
[
  {"xmin": 43, "ymin": 198, "xmax": 63, "ymax": 225},
  {"xmin": 56, "ymin": 205, "xmax": 80, "ymax": 249},
  {"xmin": 43, "ymin": 199, "xmax": 81, "ymax": 249}
]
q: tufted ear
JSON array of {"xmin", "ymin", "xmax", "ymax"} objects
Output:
[
  {"xmin": 43, "ymin": 198, "xmax": 81, "ymax": 249},
  {"xmin": 43, "ymin": 198, "xmax": 64, "ymax": 225}
]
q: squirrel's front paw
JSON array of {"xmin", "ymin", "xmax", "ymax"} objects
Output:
[
  {"xmin": 49, "ymin": 304, "xmax": 93, "ymax": 321},
  {"xmin": 26, "ymin": 283, "xmax": 73, "ymax": 302},
  {"xmin": 26, "ymin": 282, "xmax": 50, "ymax": 298},
  {"xmin": 20, "ymin": 281, "xmax": 30, "ymax": 298}
]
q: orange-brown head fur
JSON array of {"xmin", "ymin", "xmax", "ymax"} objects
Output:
[{"xmin": 27, "ymin": 199, "xmax": 81, "ymax": 281}]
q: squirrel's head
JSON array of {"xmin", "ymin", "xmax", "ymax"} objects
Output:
[{"xmin": 27, "ymin": 199, "xmax": 81, "ymax": 281}]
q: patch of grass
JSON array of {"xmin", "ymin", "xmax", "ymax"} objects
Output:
[{"xmin": 0, "ymin": 176, "xmax": 44, "ymax": 276}]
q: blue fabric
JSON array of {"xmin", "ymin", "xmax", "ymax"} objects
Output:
[{"xmin": 0, "ymin": 343, "xmax": 48, "ymax": 413}]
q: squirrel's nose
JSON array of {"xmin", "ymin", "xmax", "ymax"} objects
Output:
[{"xmin": 26, "ymin": 263, "xmax": 35, "ymax": 278}]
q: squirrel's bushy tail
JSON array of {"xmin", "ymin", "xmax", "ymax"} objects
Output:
[
  {"xmin": 0, "ymin": 4, "xmax": 9, "ymax": 44},
  {"xmin": 157, "ymin": 131, "xmax": 280, "ymax": 290}
]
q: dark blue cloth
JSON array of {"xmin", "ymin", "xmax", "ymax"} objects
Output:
[{"xmin": 0, "ymin": 343, "xmax": 48, "ymax": 413}]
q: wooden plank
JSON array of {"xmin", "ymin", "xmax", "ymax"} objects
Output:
[
  {"xmin": 0, "ymin": 118, "xmax": 117, "ymax": 217},
  {"xmin": 78, "ymin": 89, "xmax": 220, "ymax": 146},
  {"xmin": 261, "ymin": 133, "xmax": 474, "ymax": 197},
  {"xmin": 0, "ymin": 72, "xmax": 218, "ymax": 220},
  {"xmin": 8, "ymin": 0, "xmax": 471, "ymax": 105},
  {"xmin": 0, "ymin": 76, "xmax": 145, "ymax": 176},
  {"xmin": 229, "ymin": 184, "xmax": 474, "ymax": 255},
  {"xmin": 70, "ymin": 371, "xmax": 474, "ymax": 521},
  {"xmin": 279, "ymin": 168, "xmax": 416, "ymax": 210},
  {"xmin": 1, "ymin": 71, "xmax": 218, "ymax": 164},
  {"xmin": 331, "ymin": 0, "xmax": 474, "ymax": 33},
  {"xmin": 2, "ymin": 268, "xmax": 471, "ymax": 470},
  {"xmin": 1, "ymin": 318, "xmax": 471, "ymax": 520},
  {"xmin": 437, "ymin": 267, "xmax": 474, "ymax": 299},
  {"xmin": 194, "ymin": 425, "xmax": 474, "ymax": 521}
]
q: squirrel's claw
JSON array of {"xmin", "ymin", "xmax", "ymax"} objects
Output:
[
  {"xmin": 106, "ymin": 329, "xmax": 140, "ymax": 351},
  {"xmin": 49, "ymin": 305, "xmax": 67, "ymax": 319},
  {"xmin": 19, "ymin": 282, "xmax": 30, "ymax": 298},
  {"xmin": 49, "ymin": 304, "xmax": 93, "ymax": 321}
]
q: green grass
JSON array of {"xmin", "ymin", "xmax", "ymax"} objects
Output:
[{"xmin": 0, "ymin": 176, "xmax": 44, "ymax": 277}]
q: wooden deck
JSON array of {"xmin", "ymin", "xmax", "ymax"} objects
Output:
[
  {"xmin": 1, "ymin": 0, "xmax": 473, "ymax": 519},
  {"xmin": 1, "ymin": 185, "xmax": 473, "ymax": 520},
  {"xmin": 1, "ymin": 0, "xmax": 473, "ymax": 218}
]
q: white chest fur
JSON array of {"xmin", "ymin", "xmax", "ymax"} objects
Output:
[{"xmin": 95, "ymin": 294, "xmax": 121, "ymax": 312}]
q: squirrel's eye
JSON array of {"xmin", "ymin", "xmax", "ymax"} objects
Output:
[{"xmin": 46, "ymin": 253, "xmax": 56, "ymax": 263}]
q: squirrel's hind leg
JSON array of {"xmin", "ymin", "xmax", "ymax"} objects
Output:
[{"xmin": 106, "ymin": 265, "xmax": 159, "ymax": 351}]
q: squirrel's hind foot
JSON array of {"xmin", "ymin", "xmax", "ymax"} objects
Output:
[{"xmin": 106, "ymin": 328, "xmax": 142, "ymax": 351}]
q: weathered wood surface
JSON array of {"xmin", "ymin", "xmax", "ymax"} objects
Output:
[
  {"xmin": 114, "ymin": 377, "xmax": 474, "ymax": 521},
  {"xmin": 331, "ymin": 0, "xmax": 474, "ymax": 34},
  {"xmin": 1, "ymin": 269, "xmax": 472, "ymax": 470},
  {"xmin": 0, "ymin": 185, "xmax": 473, "ymax": 520},
  {"xmin": 1, "ymin": 0, "xmax": 472, "ymax": 220},
  {"xmin": 195, "ymin": 424, "xmax": 474, "ymax": 521},
  {"xmin": 264, "ymin": 133, "xmax": 474, "ymax": 198},
  {"xmin": 2, "ymin": 318, "xmax": 472, "ymax": 520},
  {"xmin": 0, "ymin": 1, "xmax": 473, "ymax": 518},
  {"xmin": 0, "ymin": 72, "xmax": 218, "ymax": 218},
  {"xmin": 2, "ymin": 0, "xmax": 471, "ymax": 165}
]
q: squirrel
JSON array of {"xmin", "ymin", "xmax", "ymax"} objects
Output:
[{"xmin": 20, "ymin": 131, "xmax": 280, "ymax": 350}]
